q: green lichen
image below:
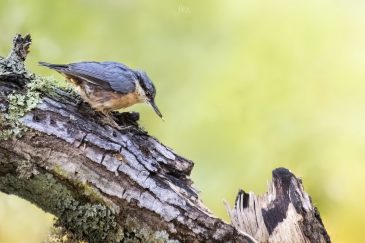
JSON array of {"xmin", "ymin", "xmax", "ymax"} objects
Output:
[
  {"xmin": 16, "ymin": 159, "xmax": 39, "ymax": 179},
  {"xmin": 0, "ymin": 159, "xmax": 178, "ymax": 242},
  {"xmin": 48, "ymin": 167, "xmax": 177, "ymax": 242},
  {"xmin": 44, "ymin": 226, "xmax": 83, "ymax": 243},
  {"xmin": 123, "ymin": 216, "xmax": 178, "ymax": 243},
  {"xmin": 0, "ymin": 172, "xmax": 124, "ymax": 243},
  {"xmin": 0, "ymin": 75, "xmax": 54, "ymax": 140},
  {"xmin": 58, "ymin": 203, "xmax": 123, "ymax": 242},
  {"xmin": 0, "ymin": 162, "xmax": 179, "ymax": 242},
  {"xmin": 52, "ymin": 165, "xmax": 111, "ymax": 208}
]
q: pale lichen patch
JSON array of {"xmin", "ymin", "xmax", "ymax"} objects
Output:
[
  {"xmin": 123, "ymin": 216, "xmax": 178, "ymax": 242},
  {"xmin": 0, "ymin": 75, "xmax": 55, "ymax": 140},
  {"xmin": 16, "ymin": 159, "xmax": 39, "ymax": 179}
]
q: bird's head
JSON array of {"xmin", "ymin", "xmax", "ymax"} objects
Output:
[{"xmin": 136, "ymin": 71, "xmax": 163, "ymax": 119}]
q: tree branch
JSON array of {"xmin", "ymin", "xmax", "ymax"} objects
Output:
[{"xmin": 0, "ymin": 34, "xmax": 330, "ymax": 243}]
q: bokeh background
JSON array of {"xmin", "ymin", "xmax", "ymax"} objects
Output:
[{"xmin": 1, "ymin": 0, "xmax": 365, "ymax": 242}]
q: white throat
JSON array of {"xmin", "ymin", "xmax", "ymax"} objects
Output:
[{"xmin": 135, "ymin": 80, "xmax": 148, "ymax": 103}]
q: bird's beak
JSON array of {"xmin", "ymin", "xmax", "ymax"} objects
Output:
[{"xmin": 149, "ymin": 99, "xmax": 164, "ymax": 120}]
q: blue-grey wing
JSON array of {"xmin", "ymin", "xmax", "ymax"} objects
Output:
[{"xmin": 66, "ymin": 62, "xmax": 137, "ymax": 94}]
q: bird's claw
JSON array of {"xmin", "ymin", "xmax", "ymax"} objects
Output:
[{"xmin": 100, "ymin": 114, "xmax": 138, "ymax": 133}]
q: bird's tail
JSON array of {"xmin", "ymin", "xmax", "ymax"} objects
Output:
[{"xmin": 38, "ymin": 61, "xmax": 68, "ymax": 71}]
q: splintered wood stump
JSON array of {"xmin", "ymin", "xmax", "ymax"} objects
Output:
[
  {"xmin": 226, "ymin": 168, "xmax": 330, "ymax": 243},
  {"xmin": 0, "ymin": 34, "xmax": 330, "ymax": 242}
]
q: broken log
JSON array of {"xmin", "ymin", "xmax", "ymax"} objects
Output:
[{"xmin": 0, "ymin": 34, "xmax": 330, "ymax": 243}]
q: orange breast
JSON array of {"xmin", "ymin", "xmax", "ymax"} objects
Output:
[{"xmin": 74, "ymin": 82, "xmax": 142, "ymax": 113}]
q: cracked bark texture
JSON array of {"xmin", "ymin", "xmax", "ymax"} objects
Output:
[{"xmin": 0, "ymin": 35, "xmax": 330, "ymax": 243}]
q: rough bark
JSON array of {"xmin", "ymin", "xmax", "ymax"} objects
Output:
[
  {"xmin": 225, "ymin": 168, "xmax": 331, "ymax": 243},
  {"xmin": 0, "ymin": 34, "xmax": 330, "ymax": 243}
]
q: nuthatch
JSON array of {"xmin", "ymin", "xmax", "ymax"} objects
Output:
[{"xmin": 39, "ymin": 61, "xmax": 163, "ymax": 119}]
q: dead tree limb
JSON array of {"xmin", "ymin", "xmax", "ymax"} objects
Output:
[
  {"xmin": 0, "ymin": 34, "xmax": 330, "ymax": 243},
  {"xmin": 225, "ymin": 168, "xmax": 330, "ymax": 243}
]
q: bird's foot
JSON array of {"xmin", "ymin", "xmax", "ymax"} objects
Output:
[
  {"xmin": 100, "ymin": 114, "xmax": 135, "ymax": 132},
  {"xmin": 100, "ymin": 114, "xmax": 120, "ymax": 128}
]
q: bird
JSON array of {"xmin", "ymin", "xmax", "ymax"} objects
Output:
[{"xmin": 39, "ymin": 61, "xmax": 163, "ymax": 125}]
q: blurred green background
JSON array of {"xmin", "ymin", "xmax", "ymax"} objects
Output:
[{"xmin": 0, "ymin": 0, "xmax": 365, "ymax": 242}]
